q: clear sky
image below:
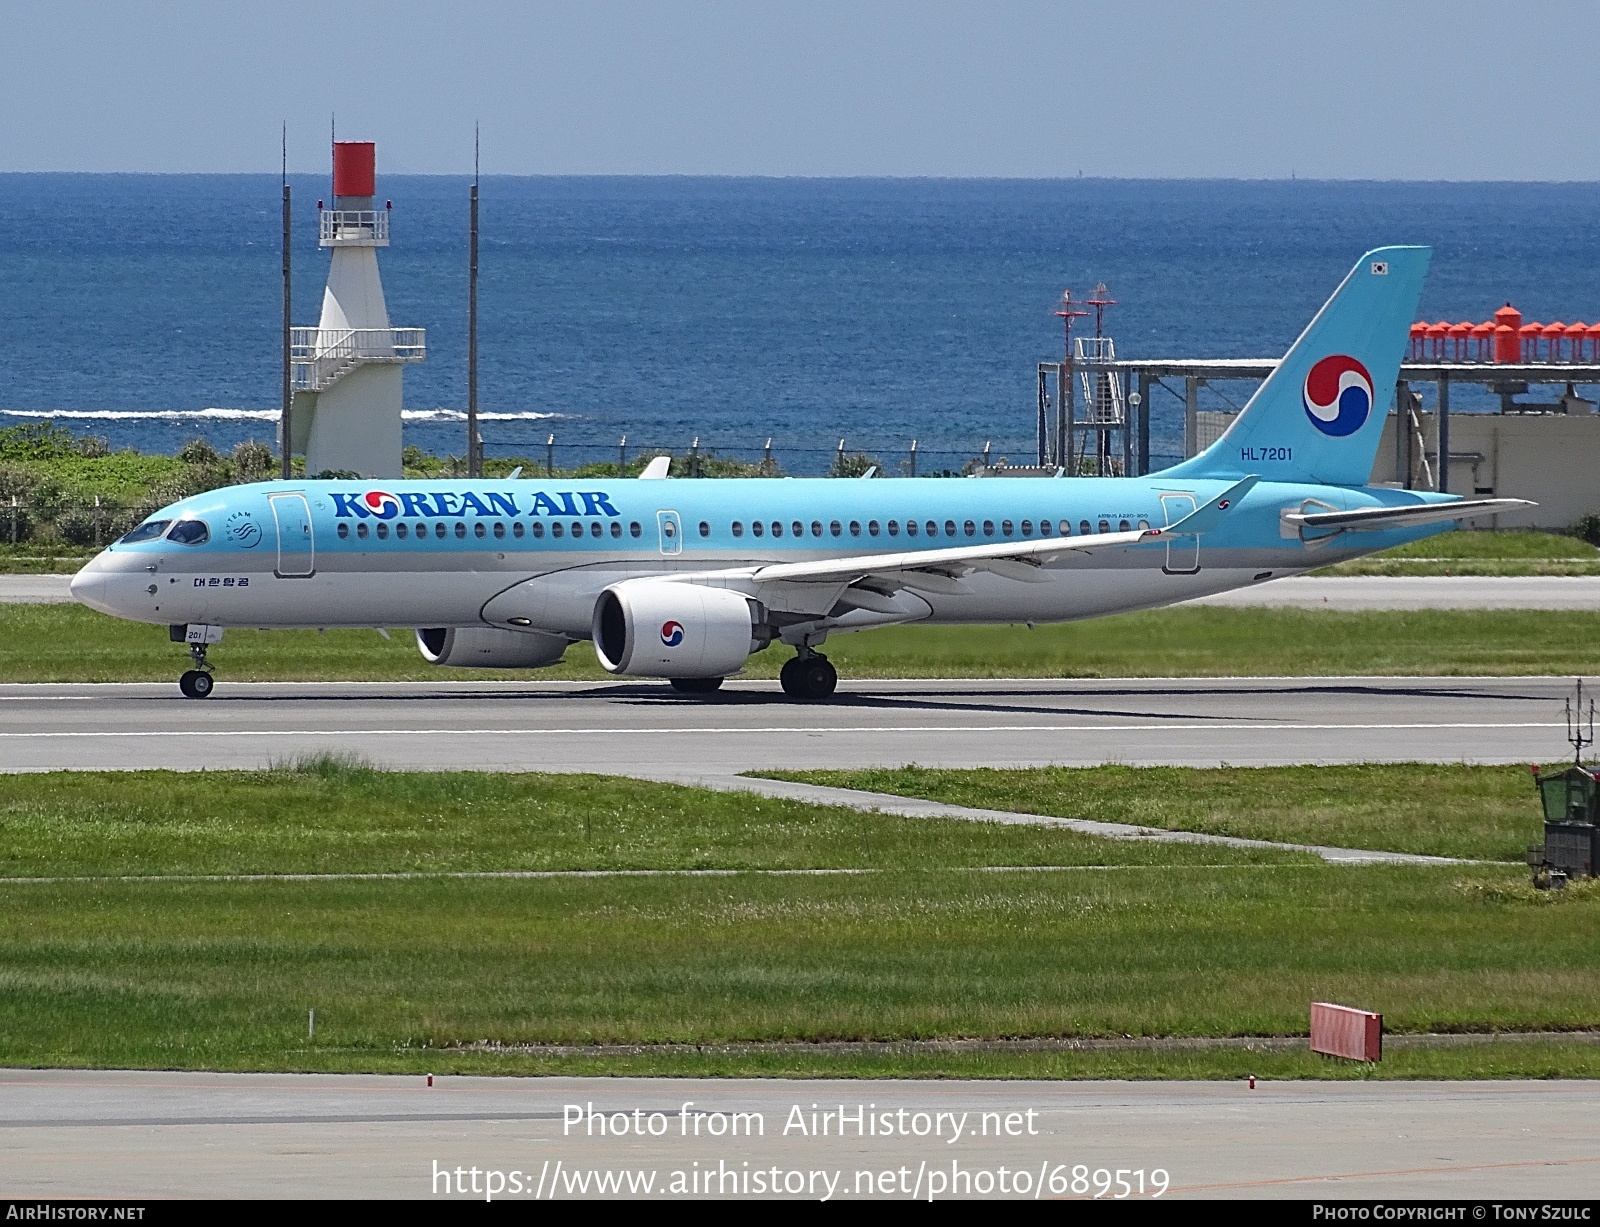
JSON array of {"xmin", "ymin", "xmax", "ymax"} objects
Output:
[{"xmin": 0, "ymin": 1, "xmax": 1587, "ymax": 179}]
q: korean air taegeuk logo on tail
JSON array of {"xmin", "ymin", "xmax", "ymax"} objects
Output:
[
  {"xmin": 660, "ymin": 621, "xmax": 685, "ymax": 648},
  {"xmin": 1302, "ymin": 355, "xmax": 1373, "ymax": 437}
]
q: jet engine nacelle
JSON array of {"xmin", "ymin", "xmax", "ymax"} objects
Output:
[
  {"xmin": 592, "ymin": 581, "xmax": 761, "ymax": 678},
  {"xmin": 416, "ymin": 626, "xmax": 570, "ymax": 669}
]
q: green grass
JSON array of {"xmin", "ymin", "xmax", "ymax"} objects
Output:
[
  {"xmin": 0, "ymin": 764, "xmax": 1292, "ymax": 878},
  {"xmin": 758, "ymin": 764, "xmax": 1548, "ymax": 862},
  {"xmin": 4, "ymin": 865, "xmax": 1598, "ymax": 1076},
  {"xmin": 1316, "ymin": 530, "xmax": 1600, "ymax": 576},
  {"xmin": 5, "ymin": 604, "xmax": 1600, "ymax": 682},
  {"xmin": 0, "ymin": 764, "xmax": 1594, "ymax": 1078}
]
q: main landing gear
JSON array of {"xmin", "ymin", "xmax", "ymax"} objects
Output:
[
  {"xmin": 178, "ymin": 641, "xmax": 215, "ymax": 699},
  {"xmin": 669, "ymin": 677, "xmax": 724, "ymax": 694},
  {"xmin": 779, "ymin": 651, "xmax": 837, "ymax": 701}
]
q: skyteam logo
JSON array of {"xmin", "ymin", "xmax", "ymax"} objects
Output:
[
  {"xmin": 360, "ymin": 490, "xmax": 402, "ymax": 519},
  {"xmin": 660, "ymin": 620, "xmax": 685, "ymax": 648},
  {"xmin": 1302, "ymin": 354, "xmax": 1374, "ymax": 438}
]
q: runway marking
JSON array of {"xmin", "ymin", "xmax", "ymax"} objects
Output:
[
  {"xmin": 0, "ymin": 721, "xmax": 1566, "ymax": 738},
  {"xmin": 0, "ymin": 864, "xmax": 1273, "ymax": 886}
]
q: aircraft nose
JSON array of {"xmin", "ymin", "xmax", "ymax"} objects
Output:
[{"xmin": 68, "ymin": 562, "xmax": 109, "ymax": 612}]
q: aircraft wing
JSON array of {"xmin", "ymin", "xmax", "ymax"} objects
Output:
[
  {"xmin": 1281, "ymin": 497, "xmax": 1533, "ymax": 534},
  {"xmin": 742, "ymin": 475, "xmax": 1258, "ymax": 589}
]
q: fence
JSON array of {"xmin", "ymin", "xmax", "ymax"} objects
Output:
[{"xmin": 1, "ymin": 494, "xmax": 168, "ymax": 550}]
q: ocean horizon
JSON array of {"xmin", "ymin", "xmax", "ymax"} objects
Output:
[{"xmin": 3, "ymin": 174, "xmax": 1598, "ymax": 474}]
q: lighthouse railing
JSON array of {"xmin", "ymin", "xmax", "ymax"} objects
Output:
[
  {"xmin": 319, "ymin": 209, "xmax": 391, "ymax": 246},
  {"xmin": 290, "ymin": 327, "xmax": 426, "ymax": 392}
]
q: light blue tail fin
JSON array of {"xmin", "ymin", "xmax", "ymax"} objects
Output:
[{"xmin": 1160, "ymin": 245, "xmax": 1430, "ymax": 487}]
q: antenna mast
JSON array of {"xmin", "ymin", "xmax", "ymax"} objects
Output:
[
  {"xmin": 467, "ymin": 124, "xmax": 481, "ymax": 477},
  {"xmin": 280, "ymin": 124, "xmax": 292, "ymax": 480}
]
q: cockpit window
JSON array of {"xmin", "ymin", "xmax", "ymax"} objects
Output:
[
  {"xmin": 166, "ymin": 519, "xmax": 210, "ymax": 546},
  {"xmin": 118, "ymin": 519, "xmax": 172, "ymax": 544}
]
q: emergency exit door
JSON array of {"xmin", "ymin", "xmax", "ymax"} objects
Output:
[
  {"xmin": 1160, "ymin": 493, "xmax": 1199, "ymax": 574},
  {"xmin": 270, "ymin": 493, "xmax": 316, "ymax": 577}
]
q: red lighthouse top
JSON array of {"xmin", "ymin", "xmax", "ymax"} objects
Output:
[{"xmin": 333, "ymin": 142, "xmax": 376, "ymax": 198}]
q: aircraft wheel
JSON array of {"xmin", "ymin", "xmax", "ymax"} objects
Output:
[
  {"xmin": 779, "ymin": 657, "xmax": 804, "ymax": 697},
  {"xmin": 179, "ymin": 669, "xmax": 214, "ymax": 699},
  {"xmin": 669, "ymin": 677, "xmax": 723, "ymax": 694},
  {"xmin": 782, "ymin": 654, "xmax": 836, "ymax": 700}
]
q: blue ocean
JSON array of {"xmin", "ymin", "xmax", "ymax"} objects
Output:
[{"xmin": 1, "ymin": 175, "xmax": 1598, "ymax": 474}]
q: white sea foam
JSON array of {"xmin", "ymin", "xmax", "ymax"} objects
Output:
[{"xmin": 0, "ymin": 408, "xmax": 563, "ymax": 423}]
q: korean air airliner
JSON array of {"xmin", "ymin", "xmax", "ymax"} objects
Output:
[{"xmin": 71, "ymin": 246, "xmax": 1528, "ymax": 699}]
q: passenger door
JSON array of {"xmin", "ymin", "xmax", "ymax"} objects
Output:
[
  {"xmin": 270, "ymin": 493, "xmax": 316, "ymax": 577},
  {"xmin": 1160, "ymin": 493, "xmax": 1199, "ymax": 575},
  {"xmin": 656, "ymin": 510, "xmax": 682, "ymax": 556}
]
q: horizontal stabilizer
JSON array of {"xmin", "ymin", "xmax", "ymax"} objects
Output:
[
  {"xmin": 1282, "ymin": 497, "xmax": 1535, "ymax": 534},
  {"xmin": 1164, "ymin": 476, "xmax": 1259, "ymax": 536}
]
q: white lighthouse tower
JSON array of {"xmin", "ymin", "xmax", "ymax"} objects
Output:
[{"xmin": 288, "ymin": 141, "xmax": 424, "ymax": 478}]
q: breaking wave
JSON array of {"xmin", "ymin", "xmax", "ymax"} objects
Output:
[{"xmin": 0, "ymin": 408, "xmax": 564, "ymax": 423}]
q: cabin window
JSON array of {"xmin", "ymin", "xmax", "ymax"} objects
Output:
[
  {"xmin": 1119, "ymin": 520, "xmax": 1131, "ymax": 532},
  {"xmin": 356, "ymin": 522, "xmax": 369, "ymax": 540},
  {"xmin": 752, "ymin": 521, "xmax": 764, "ymax": 537},
  {"xmin": 849, "ymin": 521, "xmax": 861, "ymax": 537},
  {"xmin": 531, "ymin": 522, "xmax": 545, "ymax": 539},
  {"xmin": 455, "ymin": 522, "xmax": 468, "ymax": 538},
  {"xmin": 610, "ymin": 521, "xmax": 622, "ymax": 538},
  {"xmin": 887, "ymin": 520, "xmax": 899, "ymax": 537},
  {"xmin": 792, "ymin": 521, "xmax": 804, "ymax": 537},
  {"xmin": 630, "ymin": 521, "xmax": 642, "ymax": 538},
  {"xmin": 1020, "ymin": 520, "xmax": 1033, "ymax": 537},
  {"xmin": 964, "ymin": 520, "xmax": 976, "ymax": 537},
  {"xmin": 811, "ymin": 521, "xmax": 822, "ymax": 537},
  {"xmin": 474, "ymin": 522, "xmax": 486, "ymax": 538},
  {"xmin": 905, "ymin": 520, "xmax": 918, "ymax": 537},
  {"xmin": 337, "ymin": 523, "xmax": 349, "ymax": 539},
  {"xmin": 569, "ymin": 521, "xmax": 582, "ymax": 538},
  {"xmin": 982, "ymin": 520, "xmax": 995, "ymax": 537},
  {"xmin": 1079, "ymin": 520, "xmax": 1092, "ymax": 535},
  {"xmin": 1138, "ymin": 519, "xmax": 1151, "ymax": 530},
  {"xmin": 1098, "ymin": 520, "xmax": 1111, "ymax": 533},
  {"xmin": 867, "ymin": 520, "xmax": 880, "ymax": 536},
  {"xmin": 771, "ymin": 521, "xmax": 783, "ymax": 538},
  {"xmin": 1037, "ymin": 519, "xmax": 1051, "ymax": 537},
  {"xmin": 699, "ymin": 521, "xmax": 710, "ymax": 538},
  {"xmin": 166, "ymin": 519, "xmax": 209, "ymax": 545},
  {"xmin": 830, "ymin": 520, "xmax": 842, "ymax": 537},
  {"xmin": 552, "ymin": 522, "xmax": 564, "ymax": 538},
  {"xmin": 732, "ymin": 521, "xmax": 744, "ymax": 538},
  {"xmin": 376, "ymin": 523, "xmax": 389, "ymax": 540},
  {"xmin": 513, "ymin": 522, "xmax": 525, "ymax": 538},
  {"xmin": 590, "ymin": 522, "xmax": 602, "ymax": 538},
  {"xmin": 396, "ymin": 522, "xmax": 409, "ymax": 539},
  {"xmin": 493, "ymin": 521, "xmax": 506, "ymax": 539}
]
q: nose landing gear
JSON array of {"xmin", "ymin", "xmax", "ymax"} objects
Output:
[
  {"xmin": 779, "ymin": 651, "xmax": 837, "ymax": 700},
  {"xmin": 177, "ymin": 638, "xmax": 215, "ymax": 699}
]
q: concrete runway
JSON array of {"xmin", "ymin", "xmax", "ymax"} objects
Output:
[
  {"xmin": 2, "ymin": 1071, "xmax": 1594, "ymax": 1200},
  {"xmin": 0, "ymin": 675, "xmax": 1576, "ymax": 775},
  {"xmin": 1184, "ymin": 574, "xmax": 1600, "ymax": 609},
  {"xmin": 7, "ymin": 572, "xmax": 1600, "ymax": 607}
]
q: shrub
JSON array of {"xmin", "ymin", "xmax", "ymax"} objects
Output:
[
  {"xmin": 829, "ymin": 451, "xmax": 881, "ymax": 478},
  {"xmin": 176, "ymin": 437, "xmax": 222, "ymax": 468},
  {"xmin": 232, "ymin": 440, "xmax": 275, "ymax": 480},
  {"xmin": 1573, "ymin": 513, "xmax": 1600, "ymax": 548}
]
